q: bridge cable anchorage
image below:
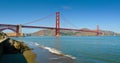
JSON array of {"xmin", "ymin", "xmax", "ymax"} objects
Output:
[
  {"xmin": 22, "ymin": 13, "xmax": 55, "ymax": 25},
  {"xmin": 61, "ymin": 13, "xmax": 79, "ymax": 29}
]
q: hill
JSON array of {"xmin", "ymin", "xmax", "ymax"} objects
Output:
[{"xmin": 32, "ymin": 28, "xmax": 120, "ymax": 36}]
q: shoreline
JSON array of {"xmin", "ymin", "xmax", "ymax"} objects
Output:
[
  {"xmin": 0, "ymin": 37, "xmax": 37, "ymax": 63},
  {"xmin": 0, "ymin": 31, "xmax": 77, "ymax": 63},
  {"xmin": 0, "ymin": 37, "xmax": 77, "ymax": 63},
  {"xmin": 28, "ymin": 42, "xmax": 77, "ymax": 63}
]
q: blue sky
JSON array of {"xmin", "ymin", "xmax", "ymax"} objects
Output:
[{"xmin": 0, "ymin": 0, "xmax": 120, "ymax": 33}]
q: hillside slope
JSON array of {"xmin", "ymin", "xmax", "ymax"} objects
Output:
[{"xmin": 32, "ymin": 28, "xmax": 120, "ymax": 36}]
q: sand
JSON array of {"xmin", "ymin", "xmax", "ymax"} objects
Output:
[{"xmin": 23, "ymin": 50, "xmax": 37, "ymax": 63}]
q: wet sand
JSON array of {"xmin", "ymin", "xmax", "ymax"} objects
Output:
[
  {"xmin": 31, "ymin": 45, "xmax": 77, "ymax": 63},
  {"xmin": 23, "ymin": 50, "xmax": 37, "ymax": 63},
  {"xmin": 0, "ymin": 45, "xmax": 77, "ymax": 63}
]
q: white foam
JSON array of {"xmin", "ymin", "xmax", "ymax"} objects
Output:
[
  {"xmin": 65, "ymin": 55, "xmax": 76, "ymax": 59},
  {"xmin": 35, "ymin": 42, "xmax": 40, "ymax": 46},
  {"xmin": 49, "ymin": 58, "xmax": 59, "ymax": 60},
  {"xmin": 34, "ymin": 42, "xmax": 76, "ymax": 59}
]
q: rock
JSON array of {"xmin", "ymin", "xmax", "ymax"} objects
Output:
[
  {"xmin": 9, "ymin": 39, "xmax": 14, "ymax": 46},
  {"xmin": 0, "ymin": 32, "xmax": 32, "ymax": 54},
  {"xmin": 12, "ymin": 40, "xmax": 32, "ymax": 53},
  {"xmin": 2, "ymin": 38, "xmax": 32, "ymax": 54},
  {"xmin": 0, "ymin": 32, "xmax": 7, "ymax": 40},
  {"xmin": 13, "ymin": 41, "xmax": 21, "ymax": 50}
]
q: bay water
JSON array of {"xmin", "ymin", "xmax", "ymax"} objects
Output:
[{"xmin": 11, "ymin": 36, "xmax": 120, "ymax": 63}]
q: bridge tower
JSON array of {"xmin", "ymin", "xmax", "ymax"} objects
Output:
[
  {"xmin": 16, "ymin": 24, "xmax": 22, "ymax": 36},
  {"xmin": 96, "ymin": 25, "xmax": 100, "ymax": 36},
  {"xmin": 56, "ymin": 12, "xmax": 60, "ymax": 37}
]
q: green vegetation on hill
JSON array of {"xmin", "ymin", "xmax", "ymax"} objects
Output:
[{"xmin": 32, "ymin": 29, "xmax": 120, "ymax": 36}]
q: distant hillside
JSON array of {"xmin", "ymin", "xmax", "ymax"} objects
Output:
[
  {"xmin": 101, "ymin": 30, "xmax": 120, "ymax": 36},
  {"xmin": 32, "ymin": 28, "xmax": 120, "ymax": 36}
]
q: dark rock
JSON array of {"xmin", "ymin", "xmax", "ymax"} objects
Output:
[{"xmin": 2, "ymin": 38, "xmax": 31, "ymax": 54}]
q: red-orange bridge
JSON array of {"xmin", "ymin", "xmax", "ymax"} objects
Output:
[{"xmin": 0, "ymin": 12, "xmax": 102, "ymax": 36}]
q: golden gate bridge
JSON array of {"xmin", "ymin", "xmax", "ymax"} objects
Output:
[{"xmin": 0, "ymin": 12, "xmax": 102, "ymax": 36}]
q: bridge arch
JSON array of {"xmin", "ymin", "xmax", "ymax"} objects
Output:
[{"xmin": 0, "ymin": 28, "xmax": 17, "ymax": 32}]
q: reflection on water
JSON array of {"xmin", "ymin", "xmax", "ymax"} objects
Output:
[{"xmin": 54, "ymin": 37, "xmax": 60, "ymax": 51}]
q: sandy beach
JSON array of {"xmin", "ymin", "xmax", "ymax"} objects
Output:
[
  {"xmin": 29, "ymin": 43, "xmax": 77, "ymax": 63},
  {"xmin": 0, "ymin": 44, "xmax": 77, "ymax": 63},
  {"xmin": 0, "ymin": 37, "xmax": 77, "ymax": 63}
]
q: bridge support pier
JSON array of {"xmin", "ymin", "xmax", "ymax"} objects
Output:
[
  {"xmin": 16, "ymin": 24, "xmax": 22, "ymax": 36},
  {"xmin": 56, "ymin": 12, "xmax": 60, "ymax": 37}
]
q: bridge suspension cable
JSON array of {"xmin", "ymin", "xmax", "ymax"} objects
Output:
[
  {"xmin": 61, "ymin": 13, "xmax": 79, "ymax": 29},
  {"xmin": 23, "ymin": 13, "xmax": 54, "ymax": 25}
]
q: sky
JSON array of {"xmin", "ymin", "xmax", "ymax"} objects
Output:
[{"xmin": 0, "ymin": 0, "xmax": 120, "ymax": 33}]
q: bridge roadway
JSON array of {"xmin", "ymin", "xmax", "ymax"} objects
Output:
[{"xmin": 0, "ymin": 24, "xmax": 100, "ymax": 33}]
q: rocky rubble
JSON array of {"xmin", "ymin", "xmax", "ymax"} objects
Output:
[
  {"xmin": 0, "ymin": 32, "xmax": 7, "ymax": 40},
  {"xmin": 3, "ymin": 38, "xmax": 31, "ymax": 54}
]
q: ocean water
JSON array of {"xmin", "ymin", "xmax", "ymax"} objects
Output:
[{"xmin": 11, "ymin": 36, "xmax": 120, "ymax": 63}]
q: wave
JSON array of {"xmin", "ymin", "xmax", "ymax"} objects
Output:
[{"xmin": 34, "ymin": 42, "xmax": 76, "ymax": 59}]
